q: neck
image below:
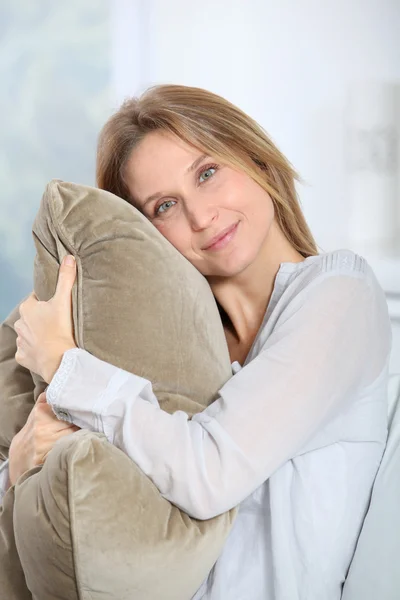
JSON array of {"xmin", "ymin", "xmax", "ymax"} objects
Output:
[{"xmin": 207, "ymin": 221, "xmax": 305, "ymax": 346}]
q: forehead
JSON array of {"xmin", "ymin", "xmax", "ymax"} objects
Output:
[{"xmin": 124, "ymin": 131, "xmax": 203, "ymax": 199}]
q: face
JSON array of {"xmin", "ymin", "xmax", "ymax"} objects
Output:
[{"xmin": 124, "ymin": 131, "xmax": 275, "ymax": 278}]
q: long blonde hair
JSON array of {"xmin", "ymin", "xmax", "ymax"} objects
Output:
[{"xmin": 96, "ymin": 84, "xmax": 318, "ymax": 257}]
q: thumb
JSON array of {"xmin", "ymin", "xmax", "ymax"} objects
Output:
[{"xmin": 53, "ymin": 255, "xmax": 76, "ymax": 304}]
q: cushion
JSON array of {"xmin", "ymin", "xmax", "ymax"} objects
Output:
[
  {"xmin": 0, "ymin": 472, "xmax": 35, "ymax": 600},
  {"xmin": 0, "ymin": 179, "xmax": 237, "ymax": 599},
  {"xmin": 341, "ymin": 373, "xmax": 400, "ymax": 600},
  {"xmin": 0, "ymin": 304, "xmax": 44, "ymax": 463}
]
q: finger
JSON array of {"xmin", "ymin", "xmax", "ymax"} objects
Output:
[
  {"xmin": 19, "ymin": 294, "xmax": 38, "ymax": 317},
  {"xmin": 37, "ymin": 392, "xmax": 47, "ymax": 404},
  {"xmin": 14, "ymin": 320, "xmax": 28, "ymax": 337},
  {"xmin": 64, "ymin": 425, "xmax": 80, "ymax": 433},
  {"xmin": 35, "ymin": 402, "xmax": 75, "ymax": 430},
  {"xmin": 40, "ymin": 427, "xmax": 80, "ymax": 462},
  {"xmin": 14, "ymin": 319, "xmax": 25, "ymax": 336},
  {"xmin": 53, "ymin": 255, "xmax": 77, "ymax": 305},
  {"xmin": 15, "ymin": 346, "xmax": 26, "ymax": 366}
]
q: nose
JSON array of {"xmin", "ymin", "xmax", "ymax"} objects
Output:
[{"xmin": 186, "ymin": 200, "xmax": 218, "ymax": 231}]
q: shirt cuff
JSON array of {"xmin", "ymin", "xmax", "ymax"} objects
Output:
[
  {"xmin": 0, "ymin": 459, "xmax": 10, "ymax": 504},
  {"xmin": 45, "ymin": 347, "xmax": 156, "ymax": 441},
  {"xmin": 46, "ymin": 348, "xmax": 81, "ymax": 423}
]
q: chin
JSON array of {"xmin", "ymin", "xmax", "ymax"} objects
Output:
[{"xmin": 201, "ymin": 253, "xmax": 253, "ymax": 279}]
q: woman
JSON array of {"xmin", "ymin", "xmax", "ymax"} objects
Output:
[{"xmin": 3, "ymin": 85, "xmax": 392, "ymax": 599}]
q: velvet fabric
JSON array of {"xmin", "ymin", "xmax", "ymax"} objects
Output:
[
  {"xmin": 0, "ymin": 304, "xmax": 44, "ymax": 463},
  {"xmin": 0, "ymin": 180, "xmax": 237, "ymax": 599}
]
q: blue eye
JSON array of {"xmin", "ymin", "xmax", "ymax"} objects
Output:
[
  {"xmin": 154, "ymin": 200, "xmax": 174, "ymax": 216},
  {"xmin": 199, "ymin": 166, "xmax": 217, "ymax": 183},
  {"xmin": 155, "ymin": 199, "xmax": 176, "ymax": 216}
]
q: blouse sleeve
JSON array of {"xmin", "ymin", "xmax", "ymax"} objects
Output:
[{"xmin": 46, "ymin": 271, "xmax": 391, "ymax": 519}]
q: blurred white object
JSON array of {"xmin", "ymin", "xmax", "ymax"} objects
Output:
[
  {"xmin": 367, "ymin": 255, "xmax": 400, "ymax": 375},
  {"xmin": 345, "ymin": 81, "xmax": 399, "ymax": 257},
  {"xmin": 341, "ymin": 373, "xmax": 400, "ymax": 600}
]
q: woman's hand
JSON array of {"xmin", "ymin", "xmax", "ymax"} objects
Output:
[
  {"xmin": 8, "ymin": 392, "xmax": 80, "ymax": 487},
  {"xmin": 14, "ymin": 255, "xmax": 78, "ymax": 383}
]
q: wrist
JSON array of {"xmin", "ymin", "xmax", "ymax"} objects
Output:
[{"xmin": 42, "ymin": 343, "xmax": 77, "ymax": 384}]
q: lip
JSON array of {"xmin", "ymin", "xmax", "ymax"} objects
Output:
[{"xmin": 202, "ymin": 222, "xmax": 239, "ymax": 251}]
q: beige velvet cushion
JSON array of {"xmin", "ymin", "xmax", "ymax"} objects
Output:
[
  {"xmin": 0, "ymin": 180, "xmax": 237, "ymax": 599},
  {"xmin": 0, "ymin": 304, "xmax": 43, "ymax": 463},
  {"xmin": 0, "ymin": 477, "xmax": 34, "ymax": 600}
]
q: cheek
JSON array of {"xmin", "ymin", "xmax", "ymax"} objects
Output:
[
  {"xmin": 154, "ymin": 221, "xmax": 174, "ymax": 243},
  {"xmin": 260, "ymin": 196, "xmax": 274, "ymax": 222},
  {"xmin": 223, "ymin": 178, "xmax": 248, "ymax": 208},
  {"xmin": 247, "ymin": 186, "xmax": 274, "ymax": 220},
  {"xmin": 155, "ymin": 221, "xmax": 189, "ymax": 255}
]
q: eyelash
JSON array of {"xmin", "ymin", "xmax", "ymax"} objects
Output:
[{"xmin": 153, "ymin": 163, "xmax": 219, "ymax": 217}]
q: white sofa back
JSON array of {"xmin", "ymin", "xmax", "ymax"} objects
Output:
[{"xmin": 342, "ymin": 373, "xmax": 400, "ymax": 599}]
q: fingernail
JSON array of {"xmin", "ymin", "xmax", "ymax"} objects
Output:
[{"xmin": 63, "ymin": 255, "xmax": 75, "ymax": 267}]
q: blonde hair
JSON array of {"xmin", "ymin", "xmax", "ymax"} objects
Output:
[{"xmin": 96, "ymin": 84, "xmax": 318, "ymax": 257}]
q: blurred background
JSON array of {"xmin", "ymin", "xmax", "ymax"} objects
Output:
[{"xmin": 1, "ymin": 0, "xmax": 399, "ymax": 370}]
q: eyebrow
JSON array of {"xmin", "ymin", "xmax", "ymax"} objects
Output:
[{"xmin": 142, "ymin": 153, "xmax": 210, "ymax": 208}]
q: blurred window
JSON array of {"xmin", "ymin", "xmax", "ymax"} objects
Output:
[{"xmin": 0, "ymin": 1, "xmax": 112, "ymax": 319}]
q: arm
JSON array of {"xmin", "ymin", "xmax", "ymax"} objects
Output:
[{"xmin": 46, "ymin": 272, "xmax": 391, "ymax": 519}]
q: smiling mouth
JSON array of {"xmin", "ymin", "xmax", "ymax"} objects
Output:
[{"xmin": 202, "ymin": 222, "xmax": 239, "ymax": 251}]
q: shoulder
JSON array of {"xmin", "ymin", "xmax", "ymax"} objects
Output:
[
  {"xmin": 291, "ymin": 249, "xmax": 373, "ymax": 285},
  {"xmin": 284, "ymin": 249, "xmax": 383, "ymax": 301},
  {"xmin": 249, "ymin": 250, "xmax": 391, "ymax": 387},
  {"xmin": 274, "ymin": 249, "xmax": 390, "ymax": 334}
]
